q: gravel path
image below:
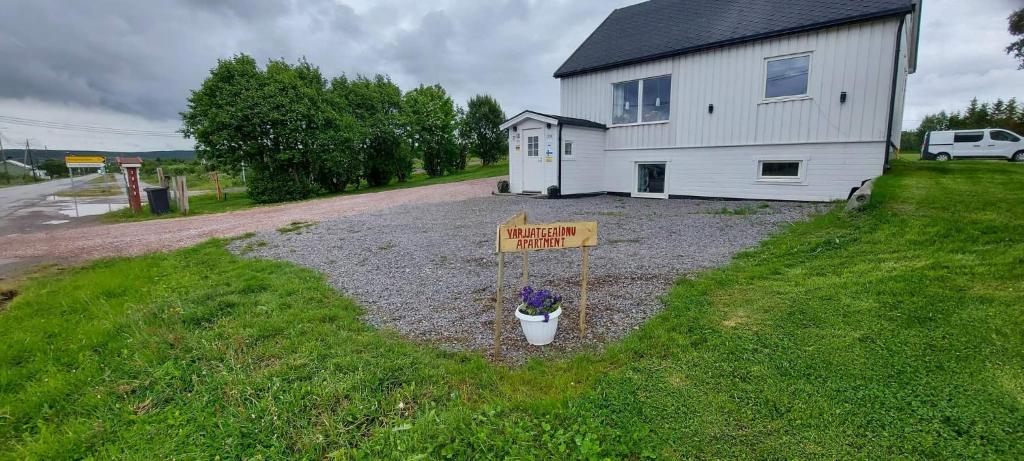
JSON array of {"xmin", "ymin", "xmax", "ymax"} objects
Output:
[
  {"xmin": 0, "ymin": 178, "xmax": 497, "ymax": 273},
  {"xmin": 232, "ymin": 195, "xmax": 829, "ymax": 363}
]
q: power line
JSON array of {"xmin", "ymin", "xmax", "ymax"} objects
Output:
[{"xmin": 0, "ymin": 114, "xmax": 183, "ymax": 137}]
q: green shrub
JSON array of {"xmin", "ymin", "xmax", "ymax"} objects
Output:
[{"xmin": 247, "ymin": 170, "xmax": 321, "ymax": 203}]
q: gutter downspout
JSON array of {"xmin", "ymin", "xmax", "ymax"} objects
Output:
[
  {"xmin": 557, "ymin": 123, "xmax": 563, "ymax": 191},
  {"xmin": 883, "ymin": 14, "xmax": 907, "ymax": 171}
]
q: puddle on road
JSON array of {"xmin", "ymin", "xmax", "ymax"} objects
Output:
[{"xmin": 57, "ymin": 203, "xmax": 129, "ymax": 217}]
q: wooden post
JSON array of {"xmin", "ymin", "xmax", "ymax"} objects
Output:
[
  {"xmin": 580, "ymin": 246, "xmax": 589, "ymax": 335},
  {"xmin": 175, "ymin": 176, "xmax": 190, "ymax": 215},
  {"xmin": 521, "ymin": 251, "xmax": 529, "ymax": 289},
  {"xmin": 156, "ymin": 167, "xmax": 167, "ymax": 188},
  {"xmin": 493, "ymin": 252, "xmax": 506, "ymax": 357},
  {"xmin": 212, "ymin": 171, "xmax": 223, "ymax": 201}
]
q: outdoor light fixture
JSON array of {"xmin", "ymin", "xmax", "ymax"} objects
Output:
[
  {"xmin": 546, "ymin": 123, "xmax": 552, "ymax": 129},
  {"xmin": 513, "ymin": 126, "xmax": 518, "ymax": 132},
  {"xmin": 840, "ymin": 91, "xmax": 848, "ymax": 104},
  {"xmin": 708, "ymin": 104, "xmax": 714, "ymax": 114}
]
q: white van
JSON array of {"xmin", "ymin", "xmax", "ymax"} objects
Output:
[{"xmin": 922, "ymin": 128, "xmax": 1024, "ymax": 161}]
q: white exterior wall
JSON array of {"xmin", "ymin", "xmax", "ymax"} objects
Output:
[
  {"xmin": 560, "ymin": 17, "xmax": 904, "ymax": 150},
  {"xmin": 603, "ymin": 141, "xmax": 885, "ymax": 201},
  {"xmin": 560, "ymin": 126, "xmax": 606, "ymax": 195},
  {"xmin": 506, "ymin": 118, "xmax": 559, "ymax": 194},
  {"xmin": 889, "ymin": 18, "xmax": 911, "ymax": 151}
]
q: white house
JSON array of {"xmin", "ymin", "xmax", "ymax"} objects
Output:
[{"xmin": 501, "ymin": 0, "xmax": 921, "ymax": 201}]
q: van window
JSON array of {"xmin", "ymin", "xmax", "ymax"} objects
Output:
[
  {"xmin": 990, "ymin": 130, "xmax": 1021, "ymax": 142},
  {"xmin": 953, "ymin": 132, "xmax": 984, "ymax": 143}
]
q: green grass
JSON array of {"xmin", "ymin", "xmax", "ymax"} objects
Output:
[
  {"xmin": 276, "ymin": 221, "xmax": 316, "ymax": 234},
  {"xmin": 100, "ymin": 191, "xmax": 256, "ymax": 223},
  {"xmin": 1, "ymin": 159, "xmax": 1021, "ymax": 458},
  {"xmin": 104, "ymin": 161, "xmax": 509, "ymax": 223}
]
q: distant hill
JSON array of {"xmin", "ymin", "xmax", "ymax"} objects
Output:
[{"xmin": 1, "ymin": 149, "xmax": 195, "ymax": 162}]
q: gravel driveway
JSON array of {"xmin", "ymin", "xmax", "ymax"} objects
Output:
[{"xmin": 233, "ymin": 195, "xmax": 828, "ymax": 362}]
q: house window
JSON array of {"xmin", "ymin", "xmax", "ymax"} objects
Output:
[
  {"xmin": 758, "ymin": 160, "xmax": 803, "ymax": 181},
  {"xmin": 764, "ymin": 54, "xmax": 810, "ymax": 99},
  {"xmin": 634, "ymin": 162, "xmax": 668, "ymax": 198},
  {"xmin": 953, "ymin": 132, "xmax": 984, "ymax": 143},
  {"xmin": 563, "ymin": 141, "xmax": 574, "ymax": 160},
  {"xmin": 613, "ymin": 75, "xmax": 671, "ymax": 125},
  {"xmin": 527, "ymin": 136, "xmax": 539, "ymax": 157},
  {"xmin": 612, "ymin": 81, "xmax": 639, "ymax": 125},
  {"xmin": 642, "ymin": 76, "xmax": 671, "ymax": 122}
]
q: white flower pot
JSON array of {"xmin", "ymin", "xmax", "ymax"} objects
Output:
[{"xmin": 515, "ymin": 305, "xmax": 562, "ymax": 346}]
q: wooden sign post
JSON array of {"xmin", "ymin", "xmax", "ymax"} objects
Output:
[
  {"xmin": 493, "ymin": 212, "xmax": 598, "ymax": 356},
  {"xmin": 211, "ymin": 171, "xmax": 223, "ymax": 201}
]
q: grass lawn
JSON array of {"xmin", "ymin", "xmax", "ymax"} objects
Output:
[
  {"xmin": 1, "ymin": 159, "xmax": 1021, "ymax": 458},
  {"xmin": 102, "ymin": 160, "xmax": 509, "ymax": 223}
]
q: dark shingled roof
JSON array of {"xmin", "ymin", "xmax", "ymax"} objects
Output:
[
  {"xmin": 505, "ymin": 111, "xmax": 607, "ymax": 129},
  {"xmin": 554, "ymin": 0, "xmax": 916, "ymax": 78}
]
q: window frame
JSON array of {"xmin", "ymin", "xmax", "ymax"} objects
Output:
[
  {"xmin": 611, "ymin": 74, "xmax": 672, "ymax": 126},
  {"xmin": 632, "ymin": 161, "xmax": 670, "ymax": 199},
  {"xmin": 563, "ymin": 140, "xmax": 575, "ymax": 161},
  {"xmin": 526, "ymin": 135, "xmax": 540, "ymax": 157},
  {"xmin": 755, "ymin": 158, "xmax": 807, "ymax": 184},
  {"xmin": 761, "ymin": 52, "xmax": 813, "ymax": 103}
]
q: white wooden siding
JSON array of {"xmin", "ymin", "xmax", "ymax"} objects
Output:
[
  {"xmin": 506, "ymin": 118, "xmax": 558, "ymax": 194},
  {"xmin": 602, "ymin": 141, "xmax": 885, "ymax": 201},
  {"xmin": 559, "ymin": 126, "xmax": 606, "ymax": 195},
  {"xmin": 560, "ymin": 18, "xmax": 903, "ymax": 150}
]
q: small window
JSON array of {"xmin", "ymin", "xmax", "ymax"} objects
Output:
[
  {"xmin": 759, "ymin": 160, "xmax": 802, "ymax": 180},
  {"xmin": 636, "ymin": 163, "xmax": 667, "ymax": 197},
  {"xmin": 563, "ymin": 141, "xmax": 574, "ymax": 158},
  {"xmin": 990, "ymin": 130, "xmax": 1021, "ymax": 142},
  {"xmin": 612, "ymin": 81, "xmax": 639, "ymax": 125},
  {"xmin": 642, "ymin": 76, "xmax": 671, "ymax": 122},
  {"xmin": 765, "ymin": 54, "xmax": 810, "ymax": 99},
  {"xmin": 527, "ymin": 136, "xmax": 539, "ymax": 157},
  {"xmin": 953, "ymin": 132, "xmax": 984, "ymax": 143}
]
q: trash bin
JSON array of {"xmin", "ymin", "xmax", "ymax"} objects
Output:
[{"xmin": 144, "ymin": 187, "xmax": 171, "ymax": 215}]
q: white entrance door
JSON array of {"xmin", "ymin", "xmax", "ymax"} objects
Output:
[{"xmin": 521, "ymin": 129, "xmax": 544, "ymax": 192}]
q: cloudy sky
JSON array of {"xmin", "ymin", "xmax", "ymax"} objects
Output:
[{"xmin": 0, "ymin": 0, "xmax": 1020, "ymax": 152}]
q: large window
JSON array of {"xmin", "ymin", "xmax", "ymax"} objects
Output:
[
  {"xmin": 642, "ymin": 76, "xmax": 671, "ymax": 122},
  {"xmin": 613, "ymin": 75, "xmax": 671, "ymax": 125},
  {"xmin": 764, "ymin": 54, "xmax": 810, "ymax": 99}
]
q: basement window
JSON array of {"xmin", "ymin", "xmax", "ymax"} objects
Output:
[{"xmin": 757, "ymin": 160, "xmax": 804, "ymax": 182}]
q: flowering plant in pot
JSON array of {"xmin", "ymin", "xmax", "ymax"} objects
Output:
[{"xmin": 515, "ymin": 286, "xmax": 563, "ymax": 346}]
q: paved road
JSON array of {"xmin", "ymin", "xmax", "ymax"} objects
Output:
[
  {"xmin": 0, "ymin": 174, "xmax": 98, "ymax": 217},
  {"xmin": 0, "ymin": 173, "xmax": 132, "ymax": 236},
  {"xmin": 0, "ymin": 177, "xmax": 501, "ymax": 276}
]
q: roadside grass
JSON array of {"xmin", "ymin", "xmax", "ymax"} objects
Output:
[
  {"xmin": 276, "ymin": 221, "xmax": 316, "ymax": 234},
  {"xmin": 101, "ymin": 160, "xmax": 509, "ymax": 224},
  {"xmin": 100, "ymin": 191, "xmax": 255, "ymax": 223},
  {"xmin": 1, "ymin": 159, "xmax": 1021, "ymax": 458}
]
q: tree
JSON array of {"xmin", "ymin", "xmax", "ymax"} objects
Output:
[
  {"xmin": 340, "ymin": 75, "xmax": 407, "ymax": 187},
  {"xmin": 181, "ymin": 55, "xmax": 332, "ymax": 203},
  {"xmin": 402, "ymin": 85, "xmax": 460, "ymax": 177},
  {"xmin": 1007, "ymin": 8, "xmax": 1024, "ymax": 69},
  {"xmin": 38, "ymin": 158, "xmax": 67, "ymax": 178},
  {"xmin": 459, "ymin": 94, "xmax": 507, "ymax": 166}
]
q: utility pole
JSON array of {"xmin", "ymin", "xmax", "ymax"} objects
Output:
[{"xmin": 25, "ymin": 140, "xmax": 38, "ymax": 181}]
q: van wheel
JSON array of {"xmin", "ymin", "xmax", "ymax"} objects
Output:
[
  {"xmin": 935, "ymin": 153, "xmax": 951, "ymax": 161},
  {"xmin": 1013, "ymin": 151, "xmax": 1024, "ymax": 162}
]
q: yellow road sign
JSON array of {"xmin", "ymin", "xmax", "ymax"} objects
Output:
[{"xmin": 65, "ymin": 155, "xmax": 106, "ymax": 164}]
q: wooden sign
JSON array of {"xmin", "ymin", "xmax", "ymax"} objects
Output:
[
  {"xmin": 497, "ymin": 222, "xmax": 598, "ymax": 253},
  {"xmin": 492, "ymin": 212, "xmax": 598, "ymax": 357}
]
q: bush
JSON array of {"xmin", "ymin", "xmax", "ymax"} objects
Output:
[
  {"xmin": 497, "ymin": 179, "xmax": 510, "ymax": 193},
  {"xmin": 247, "ymin": 170, "xmax": 321, "ymax": 203}
]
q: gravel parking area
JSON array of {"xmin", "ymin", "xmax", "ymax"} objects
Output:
[{"xmin": 232, "ymin": 195, "xmax": 828, "ymax": 362}]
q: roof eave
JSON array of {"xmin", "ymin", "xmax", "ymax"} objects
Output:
[{"xmin": 554, "ymin": 6, "xmax": 916, "ymax": 79}]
